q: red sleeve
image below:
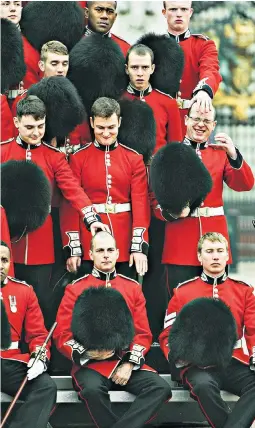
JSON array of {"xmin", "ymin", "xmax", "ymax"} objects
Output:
[
  {"xmin": 167, "ymin": 99, "xmax": 182, "ymax": 142},
  {"xmin": 130, "ymin": 155, "xmax": 150, "ymax": 255},
  {"xmin": 223, "ymin": 150, "xmax": 254, "ymax": 191},
  {"xmin": 244, "ymin": 286, "xmax": 255, "ymax": 359},
  {"xmin": 22, "ymin": 36, "xmax": 41, "ymax": 89},
  {"xmin": 159, "ymin": 291, "xmax": 181, "ymax": 360},
  {"xmin": 193, "ymin": 39, "xmax": 222, "ymax": 97},
  {"xmin": 1, "ymin": 95, "xmax": 15, "ymax": 143},
  {"xmin": 0, "ymin": 206, "xmax": 14, "ymax": 276},
  {"xmin": 25, "ymin": 286, "xmax": 51, "ymax": 360},
  {"xmin": 54, "ymin": 284, "xmax": 86, "ymax": 364}
]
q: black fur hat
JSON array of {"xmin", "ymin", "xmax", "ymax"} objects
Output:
[
  {"xmin": 68, "ymin": 34, "xmax": 126, "ymax": 113},
  {"xmin": 150, "ymin": 143, "xmax": 213, "ymax": 216},
  {"xmin": 169, "ymin": 297, "xmax": 237, "ymax": 369},
  {"xmin": 1, "ymin": 18, "xmax": 26, "ymax": 92},
  {"xmin": 20, "ymin": 1, "xmax": 84, "ymax": 52},
  {"xmin": 28, "ymin": 77, "xmax": 86, "ymax": 140},
  {"xmin": 136, "ymin": 33, "xmax": 184, "ymax": 96},
  {"xmin": 1, "ymin": 161, "xmax": 51, "ymax": 238},
  {"xmin": 72, "ymin": 286, "xmax": 135, "ymax": 351},
  {"xmin": 118, "ymin": 98, "xmax": 156, "ymax": 164},
  {"xmin": 1, "ymin": 300, "xmax": 11, "ymax": 350}
]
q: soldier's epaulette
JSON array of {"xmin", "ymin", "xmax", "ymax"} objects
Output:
[
  {"xmin": 177, "ymin": 276, "xmax": 200, "ymax": 288},
  {"xmin": 118, "ymin": 274, "xmax": 140, "ymax": 286},
  {"xmin": 228, "ymin": 277, "xmax": 253, "ymax": 288},
  {"xmin": 42, "ymin": 142, "xmax": 62, "ymax": 153},
  {"xmin": 192, "ymin": 33, "xmax": 210, "ymax": 41},
  {"xmin": 71, "ymin": 273, "xmax": 90, "ymax": 285},
  {"xmin": 0, "ymin": 138, "xmax": 14, "ymax": 145},
  {"xmin": 8, "ymin": 276, "xmax": 30, "ymax": 287},
  {"xmin": 118, "ymin": 143, "xmax": 139, "ymax": 156},
  {"xmin": 111, "ymin": 33, "xmax": 129, "ymax": 44},
  {"xmin": 154, "ymin": 88, "xmax": 173, "ymax": 99},
  {"xmin": 73, "ymin": 142, "xmax": 92, "ymax": 155}
]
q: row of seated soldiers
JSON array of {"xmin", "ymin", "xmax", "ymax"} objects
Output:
[{"xmin": 1, "ymin": 229, "xmax": 255, "ymax": 428}]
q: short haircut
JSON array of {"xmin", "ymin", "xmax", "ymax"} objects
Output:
[
  {"xmin": 40, "ymin": 40, "xmax": 68, "ymax": 62},
  {"xmin": 163, "ymin": 1, "xmax": 192, "ymax": 9},
  {"xmin": 16, "ymin": 95, "xmax": 46, "ymax": 120},
  {"xmin": 90, "ymin": 231, "xmax": 117, "ymax": 251},
  {"xmin": 91, "ymin": 97, "xmax": 121, "ymax": 119},
  {"xmin": 87, "ymin": 1, "xmax": 117, "ymax": 10},
  {"xmin": 197, "ymin": 232, "xmax": 228, "ymax": 254},
  {"xmin": 0, "ymin": 241, "xmax": 10, "ymax": 253},
  {"xmin": 126, "ymin": 43, "xmax": 154, "ymax": 65},
  {"xmin": 188, "ymin": 102, "xmax": 216, "ymax": 120}
]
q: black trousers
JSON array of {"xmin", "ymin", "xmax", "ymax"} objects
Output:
[
  {"xmin": 183, "ymin": 359, "xmax": 255, "ymax": 428},
  {"xmin": 1, "ymin": 359, "xmax": 57, "ymax": 428},
  {"xmin": 166, "ymin": 264, "xmax": 202, "ymax": 298},
  {"xmin": 14, "ymin": 263, "xmax": 53, "ymax": 329},
  {"xmin": 73, "ymin": 367, "xmax": 172, "ymax": 428},
  {"xmin": 143, "ymin": 217, "xmax": 168, "ymax": 340}
]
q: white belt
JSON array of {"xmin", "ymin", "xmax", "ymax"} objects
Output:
[
  {"xmin": 1, "ymin": 341, "xmax": 19, "ymax": 351},
  {"xmin": 191, "ymin": 207, "xmax": 224, "ymax": 218},
  {"xmin": 93, "ymin": 203, "xmax": 131, "ymax": 214},
  {"xmin": 234, "ymin": 339, "xmax": 242, "ymax": 349}
]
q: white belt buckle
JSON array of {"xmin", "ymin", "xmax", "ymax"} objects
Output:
[
  {"xmin": 204, "ymin": 207, "xmax": 210, "ymax": 217},
  {"xmin": 105, "ymin": 203, "xmax": 116, "ymax": 214}
]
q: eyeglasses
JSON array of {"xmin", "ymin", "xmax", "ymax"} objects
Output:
[{"xmin": 188, "ymin": 116, "xmax": 214, "ymax": 125}]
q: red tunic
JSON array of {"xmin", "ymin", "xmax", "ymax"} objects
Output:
[
  {"xmin": 1, "ymin": 138, "xmax": 94, "ymax": 265},
  {"xmin": 153, "ymin": 143, "xmax": 254, "ymax": 265},
  {"xmin": 54, "ymin": 270, "xmax": 154, "ymax": 378},
  {"xmin": 0, "ymin": 95, "xmax": 15, "ymax": 143},
  {"xmin": 0, "ymin": 276, "xmax": 50, "ymax": 364},
  {"xmin": 123, "ymin": 87, "xmax": 182, "ymax": 153},
  {"xmin": 60, "ymin": 141, "xmax": 150, "ymax": 261},
  {"xmin": 22, "ymin": 36, "xmax": 42, "ymax": 89},
  {"xmin": 0, "ymin": 206, "xmax": 14, "ymax": 277},
  {"xmin": 159, "ymin": 274, "xmax": 255, "ymax": 367}
]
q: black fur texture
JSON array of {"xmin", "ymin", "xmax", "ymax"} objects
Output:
[
  {"xmin": 150, "ymin": 143, "xmax": 213, "ymax": 216},
  {"xmin": 1, "ymin": 300, "xmax": 11, "ymax": 350},
  {"xmin": 1, "ymin": 161, "xmax": 51, "ymax": 238},
  {"xmin": 28, "ymin": 77, "xmax": 86, "ymax": 140},
  {"xmin": 169, "ymin": 297, "xmax": 237, "ymax": 369},
  {"xmin": 20, "ymin": 1, "xmax": 84, "ymax": 52},
  {"xmin": 136, "ymin": 33, "xmax": 184, "ymax": 96},
  {"xmin": 68, "ymin": 34, "xmax": 126, "ymax": 113},
  {"xmin": 118, "ymin": 98, "xmax": 156, "ymax": 164},
  {"xmin": 72, "ymin": 286, "xmax": 135, "ymax": 351},
  {"xmin": 1, "ymin": 18, "xmax": 26, "ymax": 92}
]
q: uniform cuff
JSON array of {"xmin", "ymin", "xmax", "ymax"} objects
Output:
[
  {"xmin": 227, "ymin": 148, "xmax": 243, "ymax": 170},
  {"xmin": 130, "ymin": 228, "xmax": 149, "ymax": 256},
  {"xmin": 82, "ymin": 206, "xmax": 102, "ymax": 231},
  {"xmin": 121, "ymin": 345, "xmax": 146, "ymax": 368},
  {"xmin": 30, "ymin": 350, "xmax": 49, "ymax": 369},
  {"xmin": 64, "ymin": 339, "xmax": 87, "ymax": 365},
  {"xmin": 193, "ymin": 84, "xmax": 213, "ymax": 99},
  {"xmin": 63, "ymin": 232, "xmax": 83, "ymax": 259}
]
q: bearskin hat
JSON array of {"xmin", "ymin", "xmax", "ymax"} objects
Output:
[
  {"xmin": 136, "ymin": 33, "xmax": 184, "ymax": 96},
  {"xmin": 28, "ymin": 77, "xmax": 86, "ymax": 140},
  {"xmin": 1, "ymin": 161, "xmax": 51, "ymax": 238},
  {"xmin": 118, "ymin": 98, "xmax": 156, "ymax": 164},
  {"xmin": 68, "ymin": 34, "xmax": 126, "ymax": 112},
  {"xmin": 169, "ymin": 297, "xmax": 237, "ymax": 369},
  {"xmin": 1, "ymin": 18, "xmax": 26, "ymax": 92},
  {"xmin": 72, "ymin": 286, "xmax": 135, "ymax": 351},
  {"xmin": 1, "ymin": 300, "xmax": 11, "ymax": 350},
  {"xmin": 20, "ymin": 1, "xmax": 84, "ymax": 52},
  {"xmin": 150, "ymin": 143, "xmax": 213, "ymax": 216}
]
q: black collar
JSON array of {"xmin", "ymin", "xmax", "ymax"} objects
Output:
[
  {"xmin": 84, "ymin": 25, "xmax": 111, "ymax": 38},
  {"xmin": 183, "ymin": 137, "xmax": 208, "ymax": 150},
  {"xmin": 92, "ymin": 267, "xmax": 117, "ymax": 281},
  {"xmin": 168, "ymin": 29, "xmax": 191, "ymax": 42},
  {"xmin": 94, "ymin": 140, "xmax": 118, "ymax": 151},
  {"xmin": 16, "ymin": 136, "xmax": 41, "ymax": 150},
  {"xmin": 127, "ymin": 83, "xmax": 153, "ymax": 99},
  {"xmin": 201, "ymin": 271, "xmax": 228, "ymax": 285}
]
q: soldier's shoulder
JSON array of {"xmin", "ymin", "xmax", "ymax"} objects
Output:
[
  {"xmin": 229, "ymin": 277, "xmax": 254, "ymax": 289},
  {"xmin": 154, "ymin": 88, "xmax": 173, "ymax": 99},
  {"xmin": 42, "ymin": 142, "xmax": 62, "ymax": 153},
  {"xmin": 8, "ymin": 276, "xmax": 31, "ymax": 287},
  {"xmin": 191, "ymin": 33, "xmax": 210, "ymax": 41},
  {"xmin": 177, "ymin": 276, "xmax": 200, "ymax": 289},
  {"xmin": 118, "ymin": 143, "xmax": 139, "ymax": 156},
  {"xmin": 111, "ymin": 33, "xmax": 130, "ymax": 46},
  {"xmin": 72, "ymin": 142, "xmax": 92, "ymax": 155},
  {"xmin": 117, "ymin": 274, "xmax": 140, "ymax": 286},
  {"xmin": 71, "ymin": 274, "xmax": 90, "ymax": 286},
  {"xmin": 0, "ymin": 138, "xmax": 14, "ymax": 145}
]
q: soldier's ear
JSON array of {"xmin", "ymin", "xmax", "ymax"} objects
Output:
[
  {"xmin": 89, "ymin": 250, "xmax": 93, "ymax": 261},
  {"xmin": 84, "ymin": 7, "xmax": 89, "ymax": 19},
  {"xmin": 13, "ymin": 117, "xmax": 19, "ymax": 129},
  {"xmin": 90, "ymin": 117, "xmax": 94, "ymax": 129},
  {"xmin": 151, "ymin": 64, "xmax": 155, "ymax": 74},
  {"xmin": 197, "ymin": 252, "xmax": 202, "ymax": 264},
  {"xmin": 118, "ymin": 117, "xmax": 122, "ymax": 127},
  {"xmin": 38, "ymin": 60, "xmax": 45, "ymax": 73}
]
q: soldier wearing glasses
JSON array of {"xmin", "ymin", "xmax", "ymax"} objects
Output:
[{"xmin": 153, "ymin": 102, "xmax": 254, "ymax": 295}]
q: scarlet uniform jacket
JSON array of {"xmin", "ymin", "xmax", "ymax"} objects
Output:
[
  {"xmin": 159, "ymin": 273, "xmax": 255, "ymax": 367},
  {"xmin": 54, "ymin": 269, "xmax": 155, "ymax": 378},
  {"xmin": 169, "ymin": 31, "xmax": 222, "ymax": 137},
  {"xmin": 124, "ymin": 86, "xmax": 182, "ymax": 153},
  {"xmin": 152, "ymin": 139, "xmax": 254, "ymax": 265},
  {"xmin": 22, "ymin": 36, "xmax": 41, "ymax": 89},
  {"xmin": 60, "ymin": 141, "xmax": 150, "ymax": 261},
  {"xmin": 0, "ymin": 138, "xmax": 95, "ymax": 265},
  {"xmin": 0, "ymin": 206, "xmax": 14, "ymax": 277},
  {"xmin": 1, "ymin": 94, "xmax": 15, "ymax": 143},
  {"xmin": 0, "ymin": 276, "xmax": 50, "ymax": 364}
]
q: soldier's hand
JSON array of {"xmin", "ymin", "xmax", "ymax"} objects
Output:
[
  {"xmin": 27, "ymin": 359, "xmax": 45, "ymax": 380},
  {"xmin": 129, "ymin": 253, "xmax": 148, "ymax": 276},
  {"xmin": 179, "ymin": 206, "xmax": 190, "ymax": 218},
  {"xmin": 86, "ymin": 349, "xmax": 115, "ymax": 360},
  {"xmin": 90, "ymin": 222, "xmax": 111, "ymax": 236},
  {"xmin": 111, "ymin": 362, "xmax": 133, "ymax": 385},
  {"xmin": 191, "ymin": 90, "xmax": 212, "ymax": 114},
  {"xmin": 211, "ymin": 133, "xmax": 237, "ymax": 159},
  {"xmin": 66, "ymin": 256, "xmax": 81, "ymax": 273}
]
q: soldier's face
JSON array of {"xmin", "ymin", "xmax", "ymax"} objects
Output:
[
  {"xmin": 185, "ymin": 105, "xmax": 216, "ymax": 143},
  {"xmin": 0, "ymin": 246, "xmax": 10, "ymax": 283},
  {"xmin": 163, "ymin": 1, "xmax": 193, "ymax": 34},
  {"xmin": 90, "ymin": 113, "xmax": 121, "ymax": 146},
  {"xmin": 85, "ymin": 1, "xmax": 117, "ymax": 34},
  {"xmin": 39, "ymin": 53, "xmax": 69, "ymax": 78},
  {"xmin": 13, "ymin": 115, "xmax": 46, "ymax": 145},
  {"xmin": 126, "ymin": 52, "xmax": 155, "ymax": 91},
  {"xmin": 89, "ymin": 235, "xmax": 119, "ymax": 272},
  {"xmin": 0, "ymin": 0, "xmax": 22, "ymax": 24},
  {"xmin": 198, "ymin": 240, "xmax": 229, "ymax": 277}
]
